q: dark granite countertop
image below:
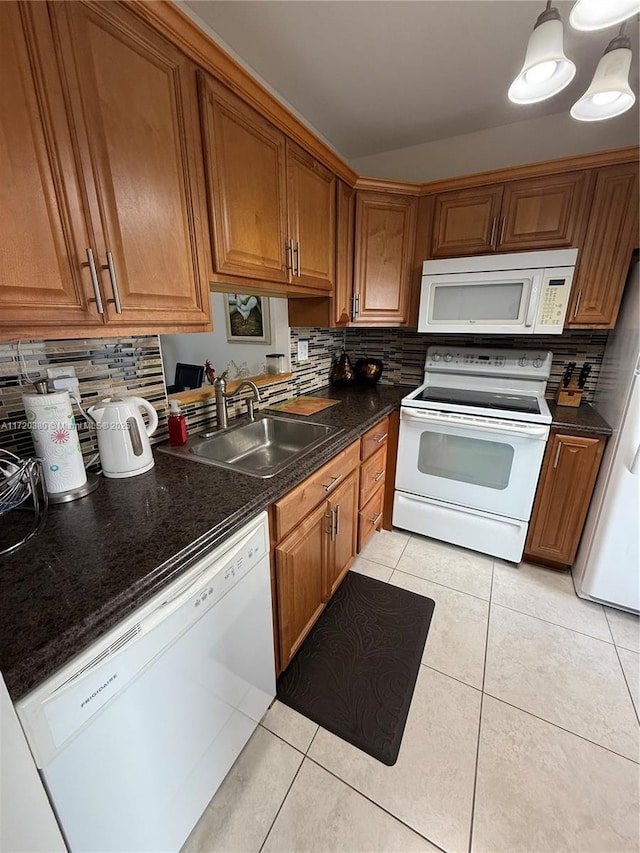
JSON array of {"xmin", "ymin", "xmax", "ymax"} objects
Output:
[
  {"xmin": 549, "ymin": 401, "xmax": 612, "ymax": 436},
  {"xmin": 0, "ymin": 384, "xmax": 409, "ymax": 701}
]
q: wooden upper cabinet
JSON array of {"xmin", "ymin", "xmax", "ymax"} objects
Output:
[
  {"xmin": 567, "ymin": 163, "xmax": 639, "ymax": 329},
  {"xmin": 199, "ymin": 76, "xmax": 288, "ymax": 284},
  {"xmin": 525, "ymin": 432, "xmax": 605, "ymax": 567},
  {"xmin": 198, "ymin": 79, "xmax": 335, "ymax": 295},
  {"xmin": 430, "ymin": 171, "xmax": 590, "ymax": 258},
  {"xmin": 353, "ymin": 192, "xmax": 417, "ymax": 325},
  {"xmin": 286, "ymin": 141, "xmax": 336, "ymax": 291},
  {"xmin": 499, "ymin": 172, "xmax": 591, "ymax": 251},
  {"xmin": 0, "ymin": 2, "xmax": 99, "ymax": 338},
  {"xmin": 51, "ymin": 0, "xmax": 211, "ymax": 330},
  {"xmin": 430, "ymin": 185, "xmax": 503, "ymax": 257}
]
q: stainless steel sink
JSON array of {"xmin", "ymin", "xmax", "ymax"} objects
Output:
[{"xmin": 159, "ymin": 415, "xmax": 343, "ymax": 478}]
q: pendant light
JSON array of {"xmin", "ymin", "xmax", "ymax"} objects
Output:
[
  {"xmin": 571, "ymin": 28, "xmax": 636, "ymax": 120},
  {"xmin": 509, "ymin": 2, "xmax": 576, "ymax": 104},
  {"xmin": 570, "ymin": 0, "xmax": 640, "ymax": 32}
]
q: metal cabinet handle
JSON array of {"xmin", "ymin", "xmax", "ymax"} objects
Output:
[
  {"xmin": 333, "ymin": 504, "xmax": 340, "ymax": 538},
  {"xmin": 83, "ymin": 248, "xmax": 104, "ymax": 314},
  {"xmin": 370, "ymin": 511, "xmax": 383, "ymax": 526},
  {"xmin": 296, "ymin": 241, "xmax": 301, "ymax": 276},
  {"xmin": 286, "ymin": 240, "xmax": 295, "ymax": 272},
  {"xmin": 573, "ymin": 290, "xmax": 582, "ymax": 319},
  {"xmin": 553, "ymin": 441, "xmax": 562, "ymax": 469},
  {"xmin": 490, "ymin": 216, "xmax": 498, "ymax": 247},
  {"xmin": 375, "ymin": 433, "xmax": 388, "ymax": 444},
  {"xmin": 323, "ymin": 473, "xmax": 344, "ymax": 493},
  {"xmin": 498, "ymin": 216, "xmax": 506, "ymax": 246},
  {"xmin": 373, "ymin": 471, "xmax": 384, "ymax": 482},
  {"xmin": 102, "ymin": 251, "xmax": 122, "ymax": 314}
]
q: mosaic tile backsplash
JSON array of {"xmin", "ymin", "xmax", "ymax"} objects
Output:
[
  {"xmin": 0, "ymin": 326, "xmax": 608, "ymax": 463},
  {"xmin": 0, "ymin": 338, "xmax": 168, "ymax": 463}
]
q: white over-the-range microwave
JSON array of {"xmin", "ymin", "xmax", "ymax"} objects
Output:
[{"xmin": 418, "ymin": 248, "xmax": 578, "ymax": 335}]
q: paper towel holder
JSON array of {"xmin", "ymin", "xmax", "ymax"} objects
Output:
[{"xmin": 23, "ymin": 383, "xmax": 100, "ymax": 504}]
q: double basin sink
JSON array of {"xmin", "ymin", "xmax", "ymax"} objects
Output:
[{"xmin": 159, "ymin": 415, "xmax": 343, "ymax": 478}]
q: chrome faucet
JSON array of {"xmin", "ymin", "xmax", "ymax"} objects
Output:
[{"xmin": 213, "ymin": 371, "xmax": 261, "ymax": 429}]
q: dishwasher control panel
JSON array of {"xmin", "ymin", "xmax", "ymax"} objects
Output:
[{"xmin": 194, "ymin": 522, "xmax": 268, "ymax": 610}]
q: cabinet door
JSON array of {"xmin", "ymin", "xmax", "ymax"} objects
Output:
[
  {"xmin": 334, "ymin": 180, "xmax": 356, "ymax": 324},
  {"xmin": 498, "ymin": 172, "xmax": 591, "ymax": 252},
  {"xmin": 353, "ymin": 192, "xmax": 417, "ymax": 325},
  {"xmin": 286, "ymin": 141, "xmax": 335, "ymax": 291},
  {"xmin": 430, "ymin": 185, "xmax": 503, "ymax": 257},
  {"xmin": 0, "ymin": 2, "xmax": 100, "ymax": 339},
  {"xmin": 276, "ymin": 501, "xmax": 329, "ymax": 668},
  {"xmin": 525, "ymin": 433, "xmax": 605, "ymax": 566},
  {"xmin": 325, "ymin": 471, "xmax": 358, "ymax": 600},
  {"xmin": 567, "ymin": 164, "xmax": 639, "ymax": 329},
  {"xmin": 199, "ymin": 76, "xmax": 289, "ymax": 284},
  {"xmin": 52, "ymin": 1, "xmax": 211, "ymax": 329}
]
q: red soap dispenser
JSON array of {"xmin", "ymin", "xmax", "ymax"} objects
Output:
[{"xmin": 168, "ymin": 400, "xmax": 188, "ymax": 446}]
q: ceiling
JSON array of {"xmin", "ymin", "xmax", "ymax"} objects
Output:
[{"xmin": 182, "ymin": 1, "xmax": 639, "ymax": 161}]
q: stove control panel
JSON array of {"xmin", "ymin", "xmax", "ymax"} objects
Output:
[{"xmin": 425, "ymin": 347, "xmax": 552, "ymax": 379}]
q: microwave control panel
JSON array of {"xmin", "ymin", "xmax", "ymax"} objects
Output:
[{"xmin": 535, "ymin": 267, "xmax": 574, "ymax": 332}]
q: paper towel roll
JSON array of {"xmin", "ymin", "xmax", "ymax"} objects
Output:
[{"xmin": 22, "ymin": 391, "xmax": 87, "ymax": 495}]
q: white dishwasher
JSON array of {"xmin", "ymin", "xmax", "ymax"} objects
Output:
[{"xmin": 16, "ymin": 511, "xmax": 275, "ymax": 853}]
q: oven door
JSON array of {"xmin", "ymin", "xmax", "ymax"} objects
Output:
[{"xmin": 395, "ymin": 407, "xmax": 549, "ymax": 520}]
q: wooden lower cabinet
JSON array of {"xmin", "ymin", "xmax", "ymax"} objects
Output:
[
  {"xmin": 273, "ymin": 441, "xmax": 359, "ymax": 670},
  {"xmin": 358, "ymin": 487, "xmax": 385, "ymax": 552},
  {"xmin": 325, "ymin": 471, "xmax": 359, "ymax": 600},
  {"xmin": 357, "ymin": 415, "xmax": 390, "ymax": 551},
  {"xmin": 275, "ymin": 501, "xmax": 329, "ymax": 669},
  {"xmin": 525, "ymin": 431, "xmax": 606, "ymax": 567}
]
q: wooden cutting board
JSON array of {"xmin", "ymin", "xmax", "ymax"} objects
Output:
[{"xmin": 266, "ymin": 397, "xmax": 340, "ymax": 416}]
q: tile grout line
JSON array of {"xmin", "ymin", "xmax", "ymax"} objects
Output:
[
  {"xmin": 303, "ymin": 752, "xmax": 449, "ymax": 853},
  {"xmin": 419, "ymin": 661, "xmax": 483, "ymax": 693},
  {"xmin": 489, "ymin": 600, "xmax": 616, "ymax": 647},
  {"xmin": 391, "ymin": 565, "xmax": 491, "ymax": 602},
  {"xmin": 257, "ymin": 750, "xmax": 306, "ymax": 853},
  {"xmin": 608, "ymin": 643, "xmax": 640, "ymax": 728},
  {"xmin": 467, "ymin": 557, "xmax": 496, "ymax": 853},
  {"xmin": 483, "ymin": 692, "xmax": 640, "ymax": 765}
]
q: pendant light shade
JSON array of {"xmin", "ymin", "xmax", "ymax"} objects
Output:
[
  {"xmin": 569, "ymin": 0, "xmax": 640, "ymax": 32},
  {"xmin": 509, "ymin": 7, "xmax": 576, "ymax": 104},
  {"xmin": 571, "ymin": 34, "xmax": 636, "ymax": 120}
]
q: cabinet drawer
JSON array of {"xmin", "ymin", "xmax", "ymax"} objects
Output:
[
  {"xmin": 359, "ymin": 444, "xmax": 387, "ymax": 507},
  {"xmin": 358, "ymin": 487, "xmax": 384, "ymax": 552},
  {"xmin": 361, "ymin": 416, "xmax": 390, "ymax": 461},
  {"xmin": 274, "ymin": 440, "xmax": 360, "ymax": 541}
]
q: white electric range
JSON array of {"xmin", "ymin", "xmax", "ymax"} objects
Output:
[{"xmin": 393, "ymin": 346, "xmax": 553, "ymax": 562}]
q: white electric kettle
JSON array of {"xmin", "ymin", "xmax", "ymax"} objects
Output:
[{"xmin": 88, "ymin": 396, "xmax": 158, "ymax": 479}]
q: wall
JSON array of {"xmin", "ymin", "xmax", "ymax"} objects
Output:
[
  {"xmin": 160, "ymin": 293, "xmax": 291, "ymax": 385},
  {"xmin": 0, "ymin": 326, "xmax": 608, "ymax": 466},
  {"xmin": 342, "ymin": 327, "xmax": 608, "ymax": 402},
  {"xmin": 0, "ymin": 337, "xmax": 168, "ymax": 464},
  {"xmin": 350, "ymin": 110, "xmax": 640, "ymax": 183}
]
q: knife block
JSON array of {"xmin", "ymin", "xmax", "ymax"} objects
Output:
[{"xmin": 555, "ymin": 379, "xmax": 584, "ymax": 407}]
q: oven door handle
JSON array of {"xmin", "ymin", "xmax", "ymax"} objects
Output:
[{"xmin": 401, "ymin": 407, "xmax": 549, "ymax": 438}]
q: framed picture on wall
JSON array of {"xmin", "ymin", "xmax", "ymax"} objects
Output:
[{"xmin": 224, "ymin": 294, "xmax": 271, "ymax": 344}]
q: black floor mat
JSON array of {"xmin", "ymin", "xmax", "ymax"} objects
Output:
[{"xmin": 276, "ymin": 571, "xmax": 435, "ymax": 766}]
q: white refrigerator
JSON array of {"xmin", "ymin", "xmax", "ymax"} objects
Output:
[{"xmin": 573, "ymin": 260, "xmax": 639, "ymax": 613}]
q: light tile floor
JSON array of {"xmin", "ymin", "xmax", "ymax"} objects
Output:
[{"xmin": 183, "ymin": 529, "xmax": 640, "ymax": 853}]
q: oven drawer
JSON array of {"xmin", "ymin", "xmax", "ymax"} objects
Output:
[{"xmin": 393, "ymin": 491, "xmax": 528, "ymax": 563}]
